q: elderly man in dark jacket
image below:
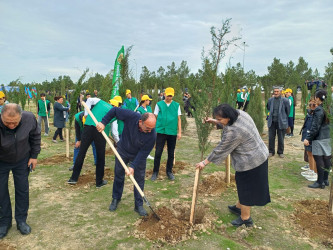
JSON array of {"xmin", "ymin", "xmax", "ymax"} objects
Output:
[
  {"xmin": 0, "ymin": 104, "xmax": 41, "ymax": 239},
  {"xmin": 267, "ymin": 87, "xmax": 290, "ymax": 158}
]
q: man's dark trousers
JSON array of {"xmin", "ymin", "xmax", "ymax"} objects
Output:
[
  {"xmin": 112, "ymin": 148, "xmax": 146, "ymax": 207},
  {"xmin": 153, "ymin": 133, "xmax": 177, "ymax": 174},
  {"xmin": 0, "ymin": 157, "xmax": 29, "ymax": 226},
  {"xmin": 268, "ymin": 121, "xmax": 286, "ymax": 155},
  {"xmin": 71, "ymin": 125, "xmax": 106, "ymax": 185}
]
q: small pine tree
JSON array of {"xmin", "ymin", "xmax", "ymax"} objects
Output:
[
  {"xmin": 19, "ymin": 84, "xmax": 27, "ymax": 110},
  {"xmin": 69, "ymin": 69, "xmax": 89, "ymax": 129},
  {"xmin": 247, "ymin": 86, "xmax": 264, "ymax": 134}
]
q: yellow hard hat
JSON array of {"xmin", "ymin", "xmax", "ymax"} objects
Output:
[
  {"xmin": 165, "ymin": 87, "xmax": 175, "ymax": 97},
  {"xmin": 141, "ymin": 95, "xmax": 152, "ymax": 101},
  {"xmin": 285, "ymin": 88, "xmax": 292, "ymax": 93},
  {"xmin": 242, "ymin": 89, "xmax": 245, "ymax": 92},
  {"xmin": 114, "ymin": 95, "xmax": 123, "ymax": 104},
  {"xmin": 237, "ymin": 89, "xmax": 241, "ymax": 92},
  {"xmin": 109, "ymin": 99, "xmax": 119, "ymax": 107},
  {"xmin": 125, "ymin": 89, "xmax": 131, "ymax": 95},
  {"xmin": 0, "ymin": 91, "xmax": 5, "ymax": 98}
]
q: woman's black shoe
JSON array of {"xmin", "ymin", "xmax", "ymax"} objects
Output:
[
  {"xmin": 231, "ymin": 216, "xmax": 253, "ymax": 227},
  {"xmin": 324, "ymin": 180, "xmax": 329, "ymax": 186},
  {"xmin": 308, "ymin": 182, "xmax": 325, "ymax": 189},
  {"xmin": 228, "ymin": 205, "xmax": 241, "ymax": 216}
]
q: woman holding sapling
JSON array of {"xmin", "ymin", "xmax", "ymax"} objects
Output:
[{"xmin": 196, "ymin": 103, "xmax": 270, "ymax": 227}]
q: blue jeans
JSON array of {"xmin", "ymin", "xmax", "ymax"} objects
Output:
[{"xmin": 73, "ymin": 136, "xmax": 97, "ymax": 165}]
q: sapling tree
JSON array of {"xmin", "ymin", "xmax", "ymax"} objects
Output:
[{"xmin": 190, "ymin": 18, "xmax": 240, "ymax": 160}]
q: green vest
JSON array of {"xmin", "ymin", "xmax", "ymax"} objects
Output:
[
  {"xmin": 246, "ymin": 93, "xmax": 250, "ymax": 101},
  {"xmin": 288, "ymin": 96, "xmax": 294, "ymax": 118},
  {"xmin": 74, "ymin": 111, "xmax": 84, "ymax": 131},
  {"xmin": 236, "ymin": 93, "xmax": 244, "ymax": 102},
  {"xmin": 84, "ymin": 100, "xmax": 112, "ymax": 135},
  {"xmin": 118, "ymin": 120, "xmax": 124, "ymax": 135},
  {"xmin": 38, "ymin": 99, "xmax": 50, "ymax": 117},
  {"xmin": 156, "ymin": 101, "xmax": 179, "ymax": 135},
  {"xmin": 124, "ymin": 98, "xmax": 138, "ymax": 111},
  {"xmin": 137, "ymin": 105, "xmax": 152, "ymax": 115}
]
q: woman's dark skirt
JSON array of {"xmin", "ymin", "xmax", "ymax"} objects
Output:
[{"xmin": 235, "ymin": 159, "xmax": 270, "ymax": 206}]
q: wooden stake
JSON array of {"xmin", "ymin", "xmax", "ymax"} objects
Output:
[
  {"xmin": 66, "ymin": 128, "xmax": 69, "ymax": 158},
  {"xmin": 225, "ymin": 154, "xmax": 230, "ymax": 184},
  {"xmin": 190, "ymin": 168, "xmax": 201, "ymax": 225},
  {"xmin": 329, "ymin": 177, "xmax": 333, "ymax": 213},
  {"xmin": 44, "ymin": 99, "xmax": 50, "ymax": 130}
]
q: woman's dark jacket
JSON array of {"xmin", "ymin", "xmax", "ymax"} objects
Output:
[
  {"xmin": 53, "ymin": 102, "xmax": 69, "ymax": 128},
  {"xmin": 305, "ymin": 105, "xmax": 330, "ymax": 142},
  {"xmin": 300, "ymin": 109, "xmax": 313, "ymax": 141}
]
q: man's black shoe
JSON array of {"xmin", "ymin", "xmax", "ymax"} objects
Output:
[
  {"xmin": 231, "ymin": 216, "xmax": 253, "ymax": 227},
  {"xmin": 308, "ymin": 182, "xmax": 325, "ymax": 189},
  {"xmin": 0, "ymin": 224, "xmax": 11, "ymax": 239},
  {"xmin": 96, "ymin": 180, "xmax": 108, "ymax": 188},
  {"xmin": 67, "ymin": 178, "xmax": 77, "ymax": 185},
  {"xmin": 109, "ymin": 199, "xmax": 120, "ymax": 211},
  {"xmin": 151, "ymin": 172, "xmax": 158, "ymax": 181},
  {"xmin": 134, "ymin": 206, "xmax": 148, "ymax": 216},
  {"xmin": 167, "ymin": 172, "xmax": 175, "ymax": 181},
  {"xmin": 69, "ymin": 165, "xmax": 74, "ymax": 171},
  {"xmin": 17, "ymin": 222, "xmax": 31, "ymax": 235},
  {"xmin": 324, "ymin": 180, "xmax": 329, "ymax": 186},
  {"xmin": 228, "ymin": 205, "xmax": 241, "ymax": 216}
]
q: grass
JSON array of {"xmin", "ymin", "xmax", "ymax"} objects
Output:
[{"xmin": 1, "ymin": 103, "xmax": 332, "ymax": 250}]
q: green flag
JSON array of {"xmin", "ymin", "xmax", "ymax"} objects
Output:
[{"xmin": 110, "ymin": 46, "xmax": 125, "ymax": 99}]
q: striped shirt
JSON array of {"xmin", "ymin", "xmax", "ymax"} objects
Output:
[{"xmin": 207, "ymin": 110, "xmax": 268, "ymax": 172}]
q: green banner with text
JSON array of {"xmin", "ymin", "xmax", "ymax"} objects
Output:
[{"xmin": 110, "ymin": 46, "xmax": 124, "ymax": 99}]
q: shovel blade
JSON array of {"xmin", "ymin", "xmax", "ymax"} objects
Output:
[{"xmin": 143, "ymin": 196, "xmax": 160, "ymax": 220}]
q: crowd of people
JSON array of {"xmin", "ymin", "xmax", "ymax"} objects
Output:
[{"xmin": 0, "ymin": 84, "xmax": 331, "ymax": 240}]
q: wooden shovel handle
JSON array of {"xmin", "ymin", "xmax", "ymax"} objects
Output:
[{"xmin": 190, "ymin": 167, "xmax": 201, "ymax": 224}]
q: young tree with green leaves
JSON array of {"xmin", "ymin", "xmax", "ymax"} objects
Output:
[
  {"xmin": 247, "ymin": 85, "xmax": 264, "ymax": 134},
  {"xmin": 191, "ymin": 18, "xmax": 240, "ymax": 160}
]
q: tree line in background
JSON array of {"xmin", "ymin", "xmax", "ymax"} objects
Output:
[{"xmin": 1, "ymin": 19, "xmax": 333, "ymax": 159}]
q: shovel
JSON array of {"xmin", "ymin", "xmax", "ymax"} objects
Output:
[
  {"xmin": 81, "ymin": 101, "xmax": 160, "ymax": 220},
  {"xmin": 190, "ymin": 168, "xmax": 201, "ymax": 225}
]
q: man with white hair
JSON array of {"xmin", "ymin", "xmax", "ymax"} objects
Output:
[{"xmin": 0, "ymin": 104, "xmax": 41, "ymax": 239}]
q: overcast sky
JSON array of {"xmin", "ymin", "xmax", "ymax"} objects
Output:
[{"xmin": 0, "ymin": 0, "xmax": 332, "ymax": 84}]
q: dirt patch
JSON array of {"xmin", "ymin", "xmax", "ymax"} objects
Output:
[
  {"xmin": 133, "ymin": 200, "xmax": 215, "ymax": 244},
  {"xmin": 0, "ymin": 241, "xmax": 16, "ymax": 250},
  {"xmin": 293, "ymin": 199, "xmax": 333, "ymax": 247},
  {"xmin": 38, "ymin": 154, "xmax": 73, "ymax": 165},
  {"xmin": 198, "ymin": 171, "xmax": 236, "ymax": 196},
  {"xmin": 145, "ymin": 161, "xmax": 188, "ymax": 178},
  {"xmin": 68, "ymin": 168, "xmax": 114, "ymax": 188}
]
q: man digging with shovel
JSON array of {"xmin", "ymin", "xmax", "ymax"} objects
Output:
[{"xmin": 97, "ymin": 108, "xmax": 156, "ymax": 216}]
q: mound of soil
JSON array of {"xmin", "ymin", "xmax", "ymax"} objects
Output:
[
  {"xmin": 145, "ymin": 161, "xmax": 188, "ymax": 178},
  {"xmin": 134, "ymin": 200, "xmax": 215, "ymax": 244},
  {"xmin": 68, "ymin": 169, "xmax": 114, "ymax": 188},
  {"xmin": 198, "ymin": 171, "xmax": 236, "ymax": 196},
  {"xmin": 0, "ymin": 241, "xmax": 16, "ymax": 250},
  {"xmin": 39, "ymin": 154, "xmax": 72, "ymax": 165},
  {"xmin": 293, "ymin": 200, "xmax": 333, "ymax": 247}
]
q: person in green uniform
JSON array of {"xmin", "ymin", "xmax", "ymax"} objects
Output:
[
  {"xmin": 285, "ymin": 88, "xmax": 295, "ymax": 137},
  {"xmin": 113, "ymin": 95, "xmax": 124, "ymax": 137},
  {"xmin": 137, "ymin": 95, "xmax": 152, "ymax": 114},
  {"xmin": 151, "ymin": 87, "xmax": 181, "ymax": 181},
  {"xmin": 0, "ymin": 91, "xmax": 9, "ymax": 113},
  {"xmin": 123, "ymin": 89, "xmax": 139, "ymax": 111},
  {"xmin": 37, "ymin": 93, "xmax": 50, "ymax": 136},
  {"xmin": 236, "ymin": 89, "xmax": 244, "ymax": 109},
  {"xmin": 68, "ymin": 97, "xmax": 114, "ymax": 188},
  {"xmin": 243, "ymin": 89, "xmax": 250, "ymax": 112}
]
